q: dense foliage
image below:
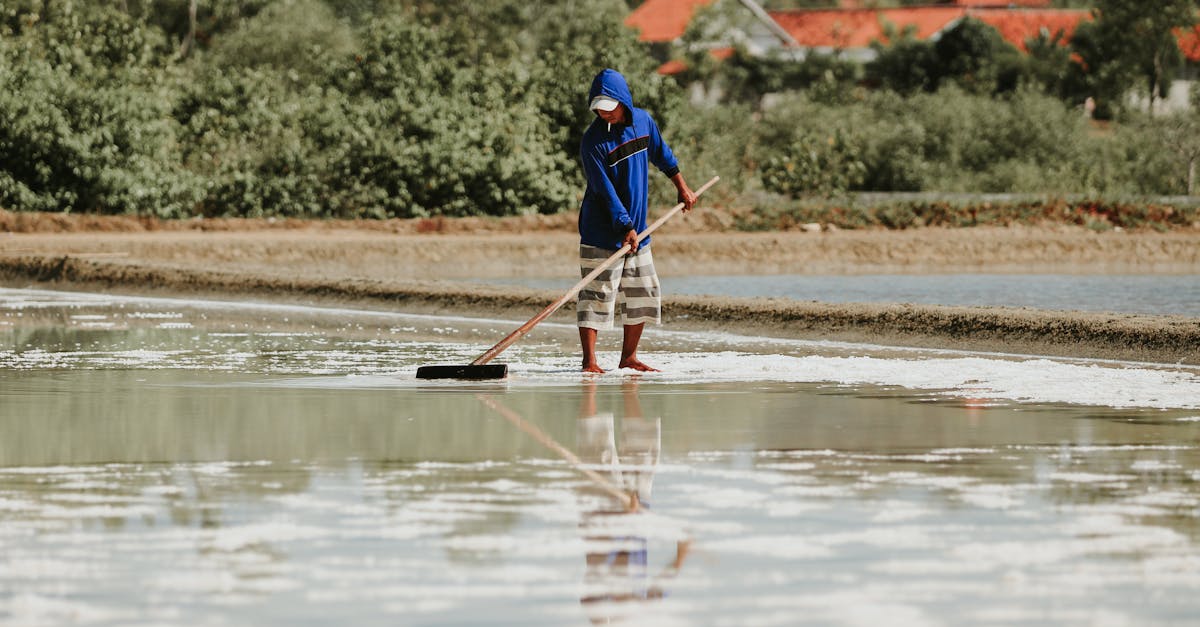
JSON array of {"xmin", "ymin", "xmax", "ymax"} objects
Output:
[
  {"xmin": 0, "ymin": 0, "xmax": 673, "ymax": 218},
  {"xmin": 0, "ymin": 0, "xmax": 1197, "ymax": 222},
  {"xmin": 749, "ymin": 87, "xmax": 1185, "ymax": 196}
]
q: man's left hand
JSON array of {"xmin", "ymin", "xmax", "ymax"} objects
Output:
[{"xmin": 622, "ymin": 228, "xmax": 639, "ymax": 253}]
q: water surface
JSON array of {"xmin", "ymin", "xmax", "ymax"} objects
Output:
[
  {"xmin": 3, "ymin": 287, "xmax": 1200, "ymax": 625},
  {"xmin": 478, "ymin": 274, "xmax": 1200, "ymax": 317}
]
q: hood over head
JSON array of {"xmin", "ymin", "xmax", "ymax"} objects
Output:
[{"xmin": 588, "ymin": 69, "xmax": 634, "ymax": 113}]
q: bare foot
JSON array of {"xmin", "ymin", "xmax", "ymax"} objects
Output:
[
  {"xmin": 618, "ymin": 358, "xmax": 660, "ymax": 372},
  {"xmin": 582, "ymin": 362, "xmax": 605, "ymax": 374}
]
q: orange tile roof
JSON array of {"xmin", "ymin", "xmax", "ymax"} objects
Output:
[
  {"xmin": 657, "ymin": 59, "xmax": 689, "ymax": 75},
  {"xmin": 625, "ymin": 0, "xmax": 717, "ymax": 43},
  {"xmin": 710, "ymin": 46, "xmax": 736, "ymax": 60},
  {"xmin": 768, "ymin": 8, "xmax": 966, "ymax": 49},
  {"xmin": 970, "ymin": 9, "xmax": 1090, "ymax": 52},
  {"xmin": 769, "ymin": 7, "xmax": 1094, "ymax": 52},
  {"xmin": 1179, "ymin": 24, "xmax": 1200, "ymax": 62},
  {"xmin": 630, "ymin": 2, "xmax": 1197, "ymax": 66},
  {"xmin": 657, "ymin": 47, "xmax": 735, "ymax": 75}
]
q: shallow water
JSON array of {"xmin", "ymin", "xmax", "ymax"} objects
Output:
[
  {"xmin": 478, "ymin": 274, "xmax": 1200, "ymax": 316},
  {"xmin": 3, "ymin": 287, "xmax": 1200, "ymax": 625}
]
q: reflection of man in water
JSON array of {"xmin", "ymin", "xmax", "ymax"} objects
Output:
[{"xmin": 576, "ymin": 379, "xmax": 690, "ymax": 622}]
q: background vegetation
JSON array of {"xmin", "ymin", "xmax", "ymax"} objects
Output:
[{"xmin": 1, "ymin": 0, "xmax": 1198, "ymax": 227}]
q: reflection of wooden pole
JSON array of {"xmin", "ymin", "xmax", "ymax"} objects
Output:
[{"xmin": 477, "ymin": 394, "xmax": 637, "ymax": 512}]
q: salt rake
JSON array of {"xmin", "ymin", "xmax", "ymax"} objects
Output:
[{"xmin": 416, "ymin": 175, "xmax": 720, "ymax": 380}]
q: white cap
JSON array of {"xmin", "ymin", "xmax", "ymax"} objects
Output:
[{"xmin": 589, "ymin": 95, "xmax": 619, "ymax": 112}]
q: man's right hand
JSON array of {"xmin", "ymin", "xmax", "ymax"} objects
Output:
[{"xmin": 671, "ymin": 173, "xmax": 696, "ymax": 213}]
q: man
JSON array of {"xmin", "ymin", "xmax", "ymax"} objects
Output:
[{"xmin": 577, "ymin": 68, "xmax": 696, "ymax": 373}]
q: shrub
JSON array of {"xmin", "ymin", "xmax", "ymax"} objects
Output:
[
  {"xmin": 758, "ymin": 129, "xmax": 867, "ymax": 197},
  {"xmin": 0, "ymin": 0, "xmax": 1193, "ymax": 220},
  {"xmin": 643, "ymin": 102, "xmax": 750, "ymax": 208},
  {"xmin": 0, "ymin": 10, "xmax": 201, "ymax": 216},
  {"xmin": 930, "ymin": 17, "xmax": 1023, "ymax": 94},
  {"xmin": 866, "ymin": 24, "xmax": 936, "ymax": 95},
  {"xmin": 204, "ymin": 0, "xmax": 357, "ymax": 80}
]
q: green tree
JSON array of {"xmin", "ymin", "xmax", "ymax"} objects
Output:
[
  {"xmin": 1020, "ymin": 28, "xmax": 1077, "ymax": 100},
  {"xmin": 759, "ymin": 129, "xmax": 867, "ymax": 197},
  {"xmin": 1073, "ymin": 0, "xmax": 1198, "ymax": 115},
  {"xmin": 0, "ymin": 4, "xmax": 201, "ymax": 215},
  {"xmin": 929, "ymin": 17, "xmax": 1023, "ymax": 94},
  {"xmin": 1150, "ymin": 113, "xmax": 1200, "ymax": 195},
  {"xmin": 867, "ymin": 17, "xmax": 1025, "ymax": 96},
  {"xmin": 120, "ymin": 0, "xmax": 272, "ymax": 56},
  {"xmin": 204, "ymin": 0, "xmax": 357, "ymax": 79},
  {"xmin": 866, "ymin": 23, "xmax": 936, "ymax": 94}
]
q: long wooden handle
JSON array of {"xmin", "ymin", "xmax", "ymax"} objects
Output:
[{"xmin": 470, "ymin": 175, "xmax": 720, "ymax": 366}]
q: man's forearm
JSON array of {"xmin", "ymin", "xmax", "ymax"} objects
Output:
[{"xmin": 669, "ymin": 172, "xmax": 688, "ymax": 193}]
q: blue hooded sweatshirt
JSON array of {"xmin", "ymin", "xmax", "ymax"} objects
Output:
[{"xmin": 579, "ymin": 69, "xmax": 680, "ymax": 251}]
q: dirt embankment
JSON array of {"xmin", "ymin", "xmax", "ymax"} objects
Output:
[
  {"xmin": 3, "ymin": 213, "xmax": 1199, "ymax": 364},
  {"xmin": 5, "ymin": 224, "xmax": 1200, "ymax": 278},
  {"xmin": 2, "ymin": 251, "xmax": 1198, "ymax": 366}
]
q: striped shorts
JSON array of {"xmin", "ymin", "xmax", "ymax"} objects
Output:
[{"xmin": 576, "ymin": 244, "xmax": 661, "ymax": 330}]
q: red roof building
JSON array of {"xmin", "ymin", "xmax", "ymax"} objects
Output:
[
  {"xmin": 769, "ymin": 7, "xmax": 966, "ymax": 51},
  {"xmin": 628, "ymin": 1, "xmax": 1199, "ymax": 72},
  {"xmin": 970, "ymin": 10, "xmax": 1089, "ymax": 52},
  {"xmin": 767, "ymin": 7, "xmax": 1092, "ymax": 58},
  {"xmin": 1179, "ymin": 24, "xmax": 1200, "ymax": 62},
  {"xmin": 628, "ymin": 2, "xmax": 1092, "ymax": 59},
  {"xmin": 625, "ymin": 0, "xmax": 718, "ymax": 43}
]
